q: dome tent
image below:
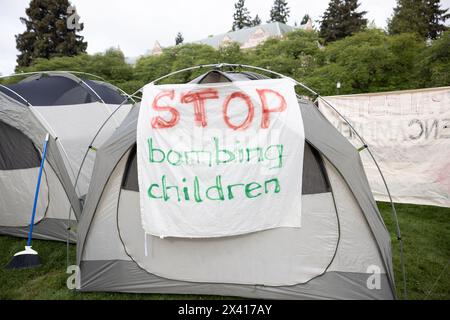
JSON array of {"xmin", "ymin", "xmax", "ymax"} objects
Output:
[
  {"xmin": 77, "ymin": 65, "xmax": 400, "ymax": 299},
  {"xmin": 0, "ymin": 71, "xmax": 133, "ymax": 242}
]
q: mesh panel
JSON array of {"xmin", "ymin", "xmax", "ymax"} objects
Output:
[
  {"xmin": 121, "ymin": 145, "xmax": 138, "ymax": 191},
  {"xmin": 0, "ymin": 121, "xmax": 41, "ymax": 170}
]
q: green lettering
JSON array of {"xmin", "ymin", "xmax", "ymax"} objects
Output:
[
  {"xmin": 193, "ymin": 176, "xmax": 203, "ymax": 203},
  {"xmin": 147, "ymin": 183, "xmax": 162, "ymax": 199},
  {"xmin": 246, "ymin": 147, "xmax": 263, "ymax": 162},
  {"xmin": 245, "ymin": 182, "xmax": 262, "ymax": 198},
  {"xmin": 227, "ymin": 183, "xmax": 245, "ymax": 200},
  {"xmin": 182, "ymin": 178, "xmax": 190, "ymax": 201},
  {"xmin": 148, "ymin": 138, "xmax": 165, "ymax": 163},
  {"xmin": 162, "ymin": 175, "xmax": 180, "ymax": 202},
  {"xmin": 206, "ymin": 175, "xmax": 225, "ymax": 201},
  {"xmin": 215, "ymin": 137, "xmax": 235, "ymax": 165},
  {"xmin": 167, "ymin": 150, "xmax": 182, "ymax": 166},
  {"xmin": 264, "ymin": 178, "xmax": 281, "ymax": 193},
  {"xmin": 264, "ymin": 144, "xmax": 283, "ymax": 169}
]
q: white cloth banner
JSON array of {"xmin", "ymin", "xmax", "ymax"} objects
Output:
[
  {"xmin": 319, "ymin": 87, "xmax": 450, "ymax": 208},
  {"xmin": 137, "ymin": 79, "xmax": 305, "ymax": 238}
]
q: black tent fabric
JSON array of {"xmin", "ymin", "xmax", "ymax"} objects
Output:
[
  {"xmin": 83, "ymin": 79, "xmax": 127, "ymax": 105},
  {"xmin": 0, "ymin": 120, "xmax": 40, "ymax": 170},
  {"xmin": 0, "ymin": 75, "xmax": 126, "ymax": 106}
]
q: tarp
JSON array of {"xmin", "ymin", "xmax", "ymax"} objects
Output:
[
  {"xmin": 137, "ymin": 79, "xmax": 305, "ymax": 238},
  {"xmin": 319, "ymin": 87, "xmax": 450, "ymax": 208}
]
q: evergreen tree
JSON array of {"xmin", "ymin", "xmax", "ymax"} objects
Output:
[
  {"xmin": 301, "ymin": 14, "xmax": 311, "ymax": 25},
  {"xmin": 319, "ymin": 0, "xmax": 367, "ymax": 43},
  {"xmin": 268, "ymin": 0, "xmax": 290, "ymax": 24},
  {"xmin": 15, "ymin": 0, "xmax": 87, "ymax": 68},
  {"xmin": 252, "ymin": 14, "xmax": 262, "ymax": 26},
  {"xmin": 175, "ymin": 32, "xmax": 184, "ymax": 45},
  {"xmin": 388, "ymin": 0, "xmax": 449, "ymax": 39},
  {"xmin": 232, "ymin": 0, "xmax": 252, "ymax": 31},
  {"xmin": 426, "ymin": 0, "xmax": 450, "ymax": 39}
]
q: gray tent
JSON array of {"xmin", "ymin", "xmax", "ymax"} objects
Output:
[
  {"xmin": 77, "ymin": 70, "xmax": 396, "ymax": 299},
  {"xmin": 0, "ymin": 72, "xmax": 131, "ymax": 242}
]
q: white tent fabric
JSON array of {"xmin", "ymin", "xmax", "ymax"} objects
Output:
[
  {"xmin": 31, "ymin": 102, "xmax": 131, "ymax": 196},
  {"xmin": 0, "ymin": 168, "xmax": 48, "ymax": 227}
]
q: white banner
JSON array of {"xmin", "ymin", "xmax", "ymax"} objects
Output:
[
  {"xmin": 319, "ymin": 87, "xmax": 450, "ymax": 208},
  {"xmin": 137, "ymin": 79, "xmax": 305, "ymax": 238}
]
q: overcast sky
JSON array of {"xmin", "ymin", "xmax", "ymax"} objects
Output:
[{"xmin": 1, "ymin": 0, "xmax": 449, "ymax": 75}]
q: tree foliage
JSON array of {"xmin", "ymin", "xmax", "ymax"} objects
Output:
[
  {"xmin": 319, "ymin": 0, "xmax": 367, "ymax": 43},
  {"xmin": 388, "ymin": 0, "xmax": 449, "ymax": 39},
  {"xmin": 305, "ymin": 30, "xmax": 427, "ymax": 95},
  {"xmin": 252, "ymin": 14, "xmax": 262, "ymax": 26},
  {"xmin": 15, "ymin": 0, "xmax": 87, "ymax": 69},
  {"xmin": 175, "ymin": 32, "xmax": 184, "ymax": 45},
  {"xmin": 268, "ymin": 0, "xmax": 290, "ymax": 24},
  {"xmin": 18, "ymin": 29, "xmax": 449, "ymax": 97},
  {"xmin": 248, "ymin": 30, "xmax": 321, "ymax": 79},
  {"xmin": 418, "ymin": 30, "xmax": 450, "ymax": 86},
  {"xmin": 301, "ymin": 14, "xmax": 311, "ymax": 25},
  {"xmin": 232, "ymin": 0, "xmax": 252, "ymax": 31}
]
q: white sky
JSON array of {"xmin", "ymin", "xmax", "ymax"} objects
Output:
[{"xmin": 1, "ymin": 0, "xmax": 449, "ymax": 75}]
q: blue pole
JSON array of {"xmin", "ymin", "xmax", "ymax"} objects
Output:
[{"xmin": 27, "ymin": 133, "xmax": 50, "ymax": 247}]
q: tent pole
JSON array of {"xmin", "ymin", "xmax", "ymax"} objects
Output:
[
  {"xmin": 0, "ymin": 71, "xmax": 135, "ymax": 104},
  {"xmin": 0, "ymin": 84, "xmax": 32, "ymax": 106},
  {"xmin": 0, "ymin": 70, "xmax": 106, "ymax": 82}
]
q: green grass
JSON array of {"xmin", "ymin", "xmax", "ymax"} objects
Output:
[
  {"xmin": 379, "ymin": 202, "xmax": 450, "ymax": 300},
  {"xmin": 0, "ymin": 202, "xmax": 448, "ymax": 300}
]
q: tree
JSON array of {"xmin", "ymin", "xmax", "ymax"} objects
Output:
[
  {"xmin": 232, "ymin": 0, "xmax": 252, "ymax": 31},
  {"xmin": 319, "ymin": 0, "xmax": 367, "ymax": 43},
  {"xmin": 15, "ymin": 0, "xmax": 87, "ymax": 68},
  {"xmin": 426, "ymin": 0, "xmax": 450, "ymax": 39},
  {"xmin": 268, "ymin": 0, "xmax": 290, "ymax": 24},
  {"xmin": 252, "ymin": 14, "xmax": 262, "ymax": 26},
  {"xmin": 305, "ymin": 30, "xmax": 426, "ymax": 95},
  {"xmin": 419, "ymin": 31, "xmax": 450, "ymax": 86},
  {"xmin": 388, "ymin": 0, "xmax": 449, "ymax": 39},
  {"xmin": 301, "ymin": 14, "xmax": 311, "ymax": 25},
  {"xmin": 175, "ymin": 32, "xmax": 184, "ymax": 45},
  {"xmin": 248, "ymin": 30, "xmax": 321, "ymax": 78}
]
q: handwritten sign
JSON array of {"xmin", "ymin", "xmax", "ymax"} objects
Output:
[
  {"xmin": 319, "ymin": 87, "xmax": 450, "ymax": 208},
  {"xmin": 137, "ymin": 79, "xmax": 305, "ymax": 238}
]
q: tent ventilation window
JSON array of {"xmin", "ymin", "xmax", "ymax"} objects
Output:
[
  {"xmin": 0, "ymin": 121, "xmax": 41, "ymax": 170},
  {"xmin": 122, "ymin": 145, "xmax": 139, "ymax": 191},
  {"xmin": 121, "ymin": 142, "xmax": 331, "ymax": 195}
]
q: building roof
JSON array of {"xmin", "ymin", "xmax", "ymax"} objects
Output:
[
  {"xmin": 195, "ymin": 22, "xmax": 298, "ymax": 49},
  {"xmin": 125, "ymin": 21, "xmax": 313, "ymax": 63}
]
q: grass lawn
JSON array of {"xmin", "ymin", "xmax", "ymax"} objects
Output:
[{"xmin": 0, "ymin": 202, "xmax": 448, "ymax": 300}]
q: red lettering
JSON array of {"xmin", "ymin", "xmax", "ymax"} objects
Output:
[
  {"xmin": 257, "ymin": 89, "xmax": 287, "ymax": 128},
  {"xmin": 180, "ymin": 89, "xmax": 219, "ymax": 127},
  {"xmin": 223, "ymin": 92, "xmax": 255, "ymax": 131},
  {"xmin": 151, "ymin": 90, "xmax": 179, "ymax": 129}
]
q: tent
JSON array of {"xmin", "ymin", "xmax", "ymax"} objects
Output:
[
  {"xmin": 0, "ymin": 72, "xmax": 132, "ymax": 242},
  {"xmin": 77, "ymin": 69, "xmax": 397, "ymax": 299}
]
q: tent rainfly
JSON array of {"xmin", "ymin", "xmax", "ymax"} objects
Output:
[
  {"xmin": 77, "ymin": 69, "xmax": 397, "ymax": 299},
  {"xmin": 0, "ymin": 72, "xmax": 132, "ymax": 242}
]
